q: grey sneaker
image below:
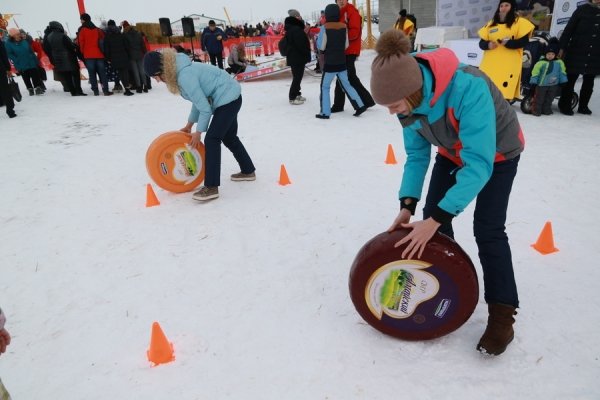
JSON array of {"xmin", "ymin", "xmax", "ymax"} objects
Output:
[
  {"xmin": 192, "ymin": 186, "xmax": 219, "ymax": 201},
  {"xmin": 296, "ymin": 95, "xmax": 306, "ymax": 102},
  {"xmin": 231, "ymin": 171, "xmax": 256, "ymax": 181},
  {"xmin": 289, "ymin": 98, "xmax": 305, "ymax": 105}
]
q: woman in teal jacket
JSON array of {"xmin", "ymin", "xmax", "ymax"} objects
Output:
[
  {"xmin": 5, "ymin": 28, "xmax": 44, "ymax": 95},
  {"xmin": 144, "ymin": 49, "xmax": 255, "ymax": 201},
  {"xmin": 370, "ymin": 30, "xmax": 525, "ymax": 356}
]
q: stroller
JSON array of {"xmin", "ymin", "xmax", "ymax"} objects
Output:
[{"xmin": 519, "ymin": 32, "xmax": 578, "ymax": 114}]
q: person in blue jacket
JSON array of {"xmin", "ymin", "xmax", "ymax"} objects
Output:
[
  {"xmin": 370, "ymin": 30, "xmax": 525, "ymax": 356},
  {"xmin": 201, "ymin": 20, "xmax": 226, "ymax": 69},
  {"xmin": 144, "ymin": 48, "xmax": 255, "ymax": 201}
]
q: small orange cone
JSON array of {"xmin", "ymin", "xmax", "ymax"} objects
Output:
[
  {"xmin": 531, "ymin": 221, "xmax": 559, "ymax": 255},
  {"xmin": 147, "ymin": 322, "xmax": 175, "ymax": 366},
  {"xmin": 146, "ymin": 184, "xmax": 160, "ymax": 207},
  {"xmin": 385, "ymin": 144, "xmax": 398, "ymax": 165},
  {"xmin": 278, "ymin": 164, "xmax": 291, "ymax": 186}
]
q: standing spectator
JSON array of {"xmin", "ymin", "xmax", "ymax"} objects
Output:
[
  {"xmin": 393, "ymin": 10, "xmax": 415, "ymax": 36},
  {"xmin": 330, "ymin": 0, "xmax": 375, "ymax": 113},
  {"xmin": 141, "ymin": 32, "xmax": 152, "ymax": 90},
  {"xmin": 529, "ymin": 40, "xmax": 567, "ymax": 116},
  {"xmin": 370, "ymin": 30, "xmax": 525, "ymax": 356},
  {"xmin": 0, "ymin": 307, "xmax": 12, "ymax": 399},
  {"xmin": 5, "ymin": 28, "xmax": 44, "ymax": 95},
  {"xmin": 78, "ymin": 13, "xmax": 112, "ymax": 96},
  {"xmin": 478, "ymin": 1, "xmax": 534, "ymax": 101},
  {"xmin": 315, "ymin": 3, "xmax": 366, "ymax": 119},
  {"xmin": 122, "ymin": 21, "xmax": 147, "ymax": 93},
  {"xmin": 104, "ymin": 20, "xmax": 134, "ymax": 96},
  {"xmin": 0, "ymin": 39, "xmax": 16, "ymax": 118},
  {"xmin": 201, "ymin": 20, "xmax": 226, "ymax": 69},
  {"xmin": 143, "ymin": 49, "xmax": 256, "ymax": 201},
  {"xmin": 43, "ymin": 21, "xmax": 86, "ymax": 96},
  {"xmin": 284, "ymin": 9, "xmax": 311, "ymax": 105},
  {"xmin": 557, "ymin": 0, "xmax": 600, "ymax": 115}
]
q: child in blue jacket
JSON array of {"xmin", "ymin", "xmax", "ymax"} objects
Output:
[
  {"xmin": 315, "ymin": 3, "xmax": 366, "ymax": 119},
  {"xmin": 370, "ymin": 30, "xmax": 525, "ymax": 356},
  {"xmin": 144, "ymin": 49, "xmax": 255, "ymax": 201},
  {"xmin": 529, "ymin": 40, "xmax": 568, "ymax": 116}
]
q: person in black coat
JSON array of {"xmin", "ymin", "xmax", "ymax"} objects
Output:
[
  {"xmin": 284, "ymin": 10, "xmax": 311, "ymax": 104},
  {"xmin": 201, "ymin": 20, "xmax": 227, "ymax": 69},
  {"xmin": 43, "ymin": 21, "xmax": 86, "ymax": 96},
  {"xmin": 558, "ymin": 0, "xmax": 600, "ymax": 115},
  {"xmin": 122, "ymin": 20, "xmax": 147, "ymax": 92},
  {"xmin": 0, "ymin": 39, "xmax": 17, "ymax": 118},
  {"xmin": 103, "ymin": 20, "xmax": 134, "ymax": 95}
]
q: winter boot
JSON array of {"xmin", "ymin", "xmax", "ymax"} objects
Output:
[
  {"xmin": 192, "ymin": 186, "xmax": 219, "ymax": 201},
  {"xmin": 124, "ymin": 89, "xmax": 134, "ymax": 96},
  {"xmin": 142, "ymin": 85, "xmax": 148, "ymax": 93},
  {"xmin": 103, "ymin": 90, "xmax": 113, "ymax": 96},
  {"xmin": 28, "ymin": 88, "xmax": 34, "ymax": 96},
  {"xmin": 577, "ymin": 87, "xmax": 593, "ymax": 115},
  {"xmin": 476, "ymin": 303, "xmax": 517, "ymax": 356},
  {"xmin": 353, "ymin": 105, "xmax": 367, "ymax": 117},
  {"xmin": 230, "ymin": 172, "xmax": 256, "ymax": 181},
  {"xmin": 34, "ymin": 86, "xmax": 44, "ymax": 95}
]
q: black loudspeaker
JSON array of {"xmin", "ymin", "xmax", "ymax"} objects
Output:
[
  {"xmin": 159, "ymin": 18, "xmax": 173, "ymax": 37},
  {"xmin": 181, "ymin": 17, "xmax": 195, "ymax": 38}
]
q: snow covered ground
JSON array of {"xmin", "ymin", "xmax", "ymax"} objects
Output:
[{"xmin": 1, "ymin": 51, "xmax": 599, "ymax": 399}]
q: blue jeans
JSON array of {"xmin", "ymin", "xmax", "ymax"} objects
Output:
[
  {"xmin": 423, "ymin": 154, "xmax": 520, "ymax": 308},
  {"xmin": 320, "ymin": 70, "xmax": 364, "ymax": 115},
  {"xmin": 204, "ymin": 95, "xmax": 255, "ymax": 187},
  {"xmin": 84, "ymin": 59, "xmax": 108, "ymax": 92}
]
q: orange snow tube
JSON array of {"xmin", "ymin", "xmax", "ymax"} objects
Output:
[{"xmin": 146, "ymin": 131, "xmax": 206, "ymax": 193}]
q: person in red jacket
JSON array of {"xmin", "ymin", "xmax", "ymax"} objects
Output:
[
  {"xmin": 330, "ymin": 0, "xmax": 375, "ymax": 113},
  {"xmin": 77, "ymin": 13, "xmax": 112, "ymax": 96}
]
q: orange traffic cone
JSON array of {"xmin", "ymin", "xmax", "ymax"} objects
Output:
[
  {"xmin": 531, "ymin": 221, "xmax": 559, "ymax": 255},
  {"xmin": 278, "ymin": 164, "xmax": 291, "ymax": 186},
  {"xmin": 385, "ymin": 144, "xmax": 398, "ymax": 165},
  {"xmin": 146, "ymin": 184, "xmax": 160, "ymax": 207},
  {"xmin": 147, "ymin": 322, "xmax": 175, "ymax": 366}
]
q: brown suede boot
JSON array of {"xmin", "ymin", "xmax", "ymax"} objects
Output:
[{"xmin": 476, "ymin": 303, "xmax": 517, "ymax": 356}]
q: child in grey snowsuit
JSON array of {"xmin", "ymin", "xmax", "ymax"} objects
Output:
[
  {"xmin": 315, "ymin": 3, "xmax": 366, "ymax": 119},
  {"xmin": 529, "ymin": 41, "xmax": 568, "ymax": 116}
]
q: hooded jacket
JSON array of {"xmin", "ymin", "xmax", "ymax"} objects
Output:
[
  {"xmin": 43, "ymin": 21, "xmax": 80, "ymax": 72},
  {"xmin": 283, "ymin": 16, "xmax": 311, "ymax": 66},
  {"xmin": 78, "ymin": 22, "xmax": 105, "ymax": 59},
  {"xmin": 398, "ymin": 48, "xmax": 524, "ymax": 219},
  {"xmin": 316, "ymin": 4, "xmax": 348, "ymax": 71},
  {"xmin": 162, "ymin": 49, "xmax": 241, "ymax": 132}
]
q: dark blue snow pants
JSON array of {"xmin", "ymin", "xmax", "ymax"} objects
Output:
[
  {"xmin": 204, "ymin": 95, "xmax": 255, "ymax": 187},
  {"xmin": 423, "ymin": 154, "xmax": 520, "ymax": 308}
]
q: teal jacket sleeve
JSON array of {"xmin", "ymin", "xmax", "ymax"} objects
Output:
[
  {"xmin": 178, "ymin": 73, "xmax": 213, "ymax": 132},
  {"xmin": 438, "ymin": 77, "xmax": 496, "ymax": 216},
  {"xmin": 398, "ymin": 121, "xmax": 431, "ymax": 201}
]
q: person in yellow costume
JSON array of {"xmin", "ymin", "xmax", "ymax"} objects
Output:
[
  {"xmin": 478, "ymin": 0, "xmax": 534, "ymax": 100},
  {"xmin": 394, "ymin": 9, "xmax": 415, "ymax": 36}
]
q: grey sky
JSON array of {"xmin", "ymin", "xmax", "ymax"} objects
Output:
[{"xmin": 2, "ymin": 0, "xmax": 333, "ymax": 37}]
